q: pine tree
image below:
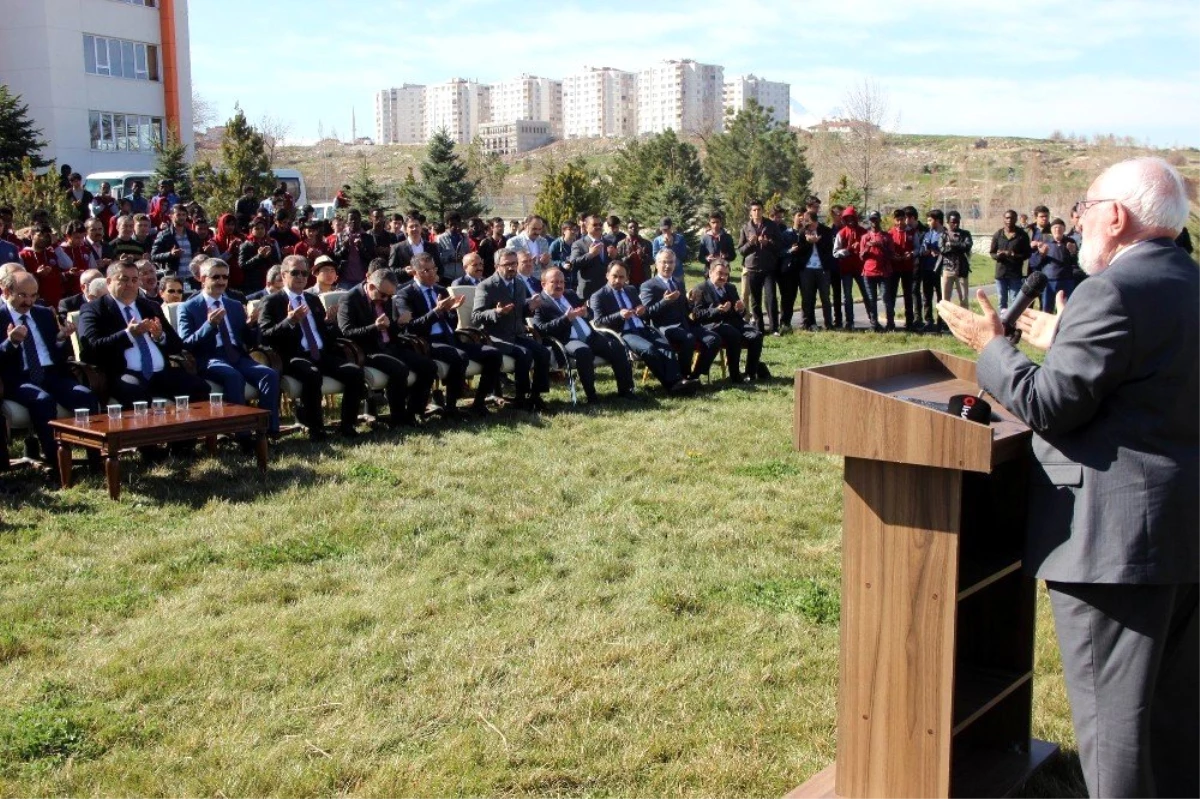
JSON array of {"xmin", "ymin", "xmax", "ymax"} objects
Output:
[
  {"xmin": 828, "ymin": 175, "xmax": 864, "ymax": 209},
  {"xmin": 191, "ymin": 105, "xmax": 273, "ymax": 218},
  {"xmin": 533, "ymin": 157, "xmax": 606, "ymax": 229},
  {"xmin": 704, "ymin": 99, "xmax": 812, "ymax": 229},
  {"xmin": 0, "ymin": 84, "xmax": 49, "ymax": 177},
  {"xmin": 348, "ymin": 155, "xmax": 385, "ymax": 212},
  {"xmin": 609, "ymin": 130, "xmax": 709, "ymax": 254},
  {"xmin": 153, "ymin": 127, "xmax": 192, "ymax": 201},
  {"xmin": 0, "ymin": 159, "xmax": 73, "ymax": 230},
  {"xmin": 401, "ymin": 129, "xmax": 486, "ymax": 222}
]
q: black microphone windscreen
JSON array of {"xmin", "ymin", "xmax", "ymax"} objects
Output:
[{"xmin": 1020, "ymin": 270, "xmax": 1048, "ymax": 297}]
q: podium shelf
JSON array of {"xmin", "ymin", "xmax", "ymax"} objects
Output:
[
  {"xmin": 958, "ymin": 558, "xmax": 1022, "ymax": 601},
  {"xmin": 953, "ymin": 668, "xmax": 1031, "ymax": 736}
]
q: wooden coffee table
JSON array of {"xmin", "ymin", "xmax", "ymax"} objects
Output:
[{"xmin": 50, "ymin": 402, "xmax": 270, "ymax": 500}]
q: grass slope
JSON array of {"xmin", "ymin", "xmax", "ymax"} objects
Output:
[{"xmin": 0, "ymin": 325, "xmax": 1084, "ymax": 796}]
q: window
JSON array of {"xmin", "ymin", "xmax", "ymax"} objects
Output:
[
  {"xmin": 82, "ymin": 34, "xmax": 158, "ymax": 81},
  {"xmin": 89, "ymin": 110, "xmax": 163, "ymax": 152},
  {"xmin": 111, "ymin": 0, "xmax": 157, "ymax": 6}
]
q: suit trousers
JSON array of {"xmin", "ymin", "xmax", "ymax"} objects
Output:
[
  {"xmin": 7, "ymin": 368, "xmax": 98, "ymax": 464},
  {"xmin": 705, "ymin": 323, "xmax": 761, "ymax": 379},
  {"xmin": 489, "ymin": 336, "xmax": 550, "ymax": 399},
  {"xmin": 202, "ymin": 355, "xmax": 281, "ymax": 434},
  {"xmin": 660, "ymin": 323, "xmax": 718, "ymax": 379},
  {"xmin": 284, "ymin": 349, "xmax": 364, "ymax": 432},
  {"xmin": 428, "ymin": 335, "xmax": 501, "ymax": 407},
  {"xmin": 777, "ymin": 268, "xmax": 800, "ymax": 328},
  {"xmin": 798, "ymin": 268, "xmax": 833, "ymax": 329},
  {"xmin": 621, "ymin": 328, "xmax": 682, "ymax": 388},
  {"xmin": 112, "ymin": 367, "xmax": 211, "ymax": 408},
  {"xmin": 1047, "ymin": 581, "xmax": 1198, "ymax": 799},
  {"xmin": 562, "ymin": 332, "xmax": 633, "ymax": 397},
  {"xmin": 379, "ymin": 345, "xmax": 437, "ymax": 416},
  {"xmin": 744, "ymin": 269, "xmax": 779, "ymax": 331}
]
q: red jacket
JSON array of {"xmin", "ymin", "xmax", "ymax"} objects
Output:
[
  {"xmin": 889, "ymin": 225, "xmax": 916, "ymax": 274},
  {"xmin": 835, "ymin": 225, "xmax": 865, "ymax": 277},
  {"xmin": 21, "ymin": 247, "xmax": 65, "ymax": 307},
  {"xmin": 858, "ymin": 230, "xmax": 893, "ymax": 278}
]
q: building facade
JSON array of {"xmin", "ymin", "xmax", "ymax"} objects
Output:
[
  {"xmin": 424, "ymin": 78, "xmax": 491, "ymax": 144},
  {"xmin": 637, "ymin": 59, "xmax": 724, "ymax": 136},
  {"xmin": 561, "ymin": 67, "xmax": 636, "ymax": 139},
  {"xmin": 375, "ymin": 84, "xmax": 425, "ymax": 145},
  {"xmin": 724, "ymin": 74, "xmax": 790, "ymax": 127},
  {"xmin": 479, "ymin": 120, "xmax": 553, "ymax": 156},
  {"xmin": 0, "ymin": 0, "xmax": 193, "ymax": 176},
  {"xmin": 491, "ymin": 74, "xmax": 562, "ymax": 139}
]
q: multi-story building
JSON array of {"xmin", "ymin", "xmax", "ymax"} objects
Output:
[
  {"xmin": 424, "ymin": 78, "xmax": 491, "ymax": 144},
  {"xmin": 637, "ymin": 59, "xmax": 724, "ymax": 136},
  {"xmin": 479, "ymin": 120, "xmax": 554, "ymax": 156},
  {"xmin": 561, "ymin": 67, "xmax": 637, "ymax": 139},
  {"xmin": 724, "ymin": 74, "xmax": 790, "ymax": 127},
  {"xmin": 375, "ymin": 84, "xmax": 425, "ymax": 145},
  {"xmin": 0, "ymin": 0, "xmax": 193, "ymax": 176},
  {"xmin": 491, "ymin": 75, "xmax": 562, "ymax": 139}
]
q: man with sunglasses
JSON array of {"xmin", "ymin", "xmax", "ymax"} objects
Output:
[
  {"xmin": 177, "ymin": 258, "xmax": 281, "ymax": 436},
  {"xmin": 259, "ymin": 255, "xmax": 365, "ymax": 440}
]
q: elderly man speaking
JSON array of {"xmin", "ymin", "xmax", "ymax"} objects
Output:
[{"xmin": 938, "ymin": 157, "xmax": 1197, "ymax": 799}]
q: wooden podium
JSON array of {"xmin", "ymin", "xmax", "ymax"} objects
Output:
[{"xmin": 789, "ymin": 350, "xmax": 1057, "ymax": 798}]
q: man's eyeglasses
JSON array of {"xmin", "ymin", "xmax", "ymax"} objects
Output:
[
  {"xmin": 208, "ymin": 275, "xmax": 229, "ymax": 281},
  {"xmin": 163, "ymin": 288, "xmax": 184, "ymax": 294},
  {"xmin": 287, "ymin": 269, "xmax": 310, "ymax": 277},
  {"xmin": 1075, "ymin": 198, "xmax": 1116, "ymax": 216}
]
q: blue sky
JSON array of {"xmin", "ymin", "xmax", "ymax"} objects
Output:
[{"xmin": 190, "ymin": 0, "xmax": 1200, "ymax": 147}]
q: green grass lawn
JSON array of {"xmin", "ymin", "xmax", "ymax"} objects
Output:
[{"xmin": 0, "ymin": 325, "xmax": 1084, "ymax": 796}]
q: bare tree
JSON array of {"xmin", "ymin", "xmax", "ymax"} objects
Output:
[
  {"xmin": 192, "ymin": 89, "xmax": 217, "ymax": 133},
  {"xmin": 258, "ymin": 114, "xmax": 292, "ymax": 166},
  {"xmin": 837, "ymin": 79, "xmax": 895, "ymax": 210}
]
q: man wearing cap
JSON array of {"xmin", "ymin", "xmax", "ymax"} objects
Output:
[{"xmin": 651, "ymin": 218, "xmax": 689, "ymax": 289}]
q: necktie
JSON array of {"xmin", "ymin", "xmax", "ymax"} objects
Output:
[
  {"xmin": 424, "ymin": 287, "xmax": 445, "ymax": 336},
  {"xmin": 526, "ymin": 277, "xmax": 538, "ymax": 295},
  {"xmin": 215, "ymin": 301, "xmax": 238, "ymax": 362},
  {"xmin": 374, "ymin": 300, "xmax": 390, "ymax": 344},
  {"xmin": 124, "ymin": 305, "xmax": 154, "ymax": 380},
  {"xmin": 19, "ymin": 314, "xmax": 44, "ymax": 383},
  {"xmin": 559, "ymin": 297, "xmax": 589, "ymax": 341},
  {"xmin": 616, "ymin": 289, "xmax": 641, "ymax": 330},
  {"xmin": 293, "ymin": 296, "xmax": 320, "ymax": 359}
]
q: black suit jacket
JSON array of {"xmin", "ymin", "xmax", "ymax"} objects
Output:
[
  {"xmin": 0, "ymin": 303, "xmax": 71, "ymax": 383},
  {"xmin": 150, "ymin": 227, "xmax": 206, "ymax": 274},
  {"xmin": 57, "ymin": 293, "xmax": 88, "ymax": 323},
  {"xmin": 258, "ymin": 290, "xmax": 337, "ymax": 361},
  {"xmin": 338, "ymin": 283, "xmax": 404, "ymax": 355},
  {"xmin": 790, "ymin": 225, "xmax": 836, "ymax": 273},
  {"xmin": 692, "ymin": 280, "xmax": 748, "ymax": 327},
  {"xmin": 532, "ymin": 290, "xmax": 594, "ymax": 344},
  {"xmin": 388, "ymin": 240, "xmax": 442, "ymax": 277},
  {"xmin": 77, "ymin": 294, "xmax": 184, "ymax": 379},
  {"xmin": 395, "ymin": 281, "xmax": 458, "ymax": 340},
  {"xmin": 589, "ymin": 285, "xmax": 649, "ymax": 333},
  {"xmin": 639, "ymin": 275, "xmax": 691, "ymax": 327}
]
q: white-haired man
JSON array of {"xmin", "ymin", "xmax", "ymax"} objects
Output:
[{"xmin": 938, "ymin": 157, "xmax": 1197, "ymax": 799}]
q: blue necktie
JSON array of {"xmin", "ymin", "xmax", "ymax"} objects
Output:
[
  {"xmin": 424, "ymin": 287, "xmax": 446, "ymax": 336},
  {"xmin": 19, "ymin": 314, "xmax": 44, "ymax": 383},
  {"xmin": 124, "ymin": 305, "xmax": 154, "ymax": 380}
]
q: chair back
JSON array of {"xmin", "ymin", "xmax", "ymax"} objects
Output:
[
  {"xmin": 319, "ymin": 290, "xmax": 348, "ymax": 313},
  {"xmin": 66, "ymin": 311, "xmax": 83, "ymax": 361},
  {"xmin": 448, "ymin": 284, "xmax": 475, "ymax": 329},
  {"xmin": 163, "ymin": 301, "xmax": 183, "ymax": 333}
]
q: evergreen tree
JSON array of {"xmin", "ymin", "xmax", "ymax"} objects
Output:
[
  {"xmin": 347, "ymin": 155, "xmax": 385, "ymax": 212},
  {"xmin": 190, "ymin": 106, "xmax": 273, "ymax": 218},
  {"xmin": 609, "ymin": 130, "xmax": 709, "ymax": 254},
  {"xmin": 828, "ymin": 175, "xmax": 864, "ymax": 210},
  {"xmin": 401, "ymin": 129, "xmax": 486, "ymax": 222},
  {"xmin": 0, "ymin": 85, "xmax": 50, "ymax": 177},
  {"xmin": 0, "ymin": 159, "xmax": 73, "ymax": 230},
  {"xmin": 532, "ymin": 157, "xmax": 606, "ymax": 230},
  {"xmin": 465, "ymin": 136, "xmax": 510, "ymax": 197},
  {"xmin": 704, "ymin": 100, "xmax": 812, "ymax": 229},
  {"xmin": 153, "ymin": 127, "xmax": 192, "ymax": 201}
]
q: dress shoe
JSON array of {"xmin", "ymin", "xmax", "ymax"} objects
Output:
[
  {"xmin": 616, "ymin": 389, "xmax": 637, "ymax": 400},
  {"xmin": 441, "ymin": 408, "xmax": 470, "ymax": 422},
  {"xmin": 337, "ymin": 426, "xmax": 360, "ymax": 439},
  {"xmin": 390, "ymin": 412, "xmax": 420, "ymax": 428},
  {"xmin": 529, "ymin": 395, "xmax": 548, "ymax": 412},
  {"xmin": 469, "ymin": 402, "xmax": 491, "ymax": 417},
  {"xmin": 308, "ymin": 427, "xmax": 328, "ymax": 442},
  {"xmin": 585, "ymin": 392, "xmax": 601, "ymax": 404}
]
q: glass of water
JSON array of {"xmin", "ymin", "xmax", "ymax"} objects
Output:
[
  {"xmin": 133, "ymin": 401, "xmax": 149, "ymax": 417},
  {"xmin": 107, "ymin": 403, "xmax": 122, "ymax": 421},
  {"xmin": 175, "ymin": 396, "xmax": 189, "ymax": 413},
  {"xmin": 209, "ymin": 392, "xmax": 224, "ymax": 409}
]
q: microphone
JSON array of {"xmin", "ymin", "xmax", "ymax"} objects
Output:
[
  {"xmin": 1000, "ymin": 271, "xmax": 1047, "ymax": 344},
  {"xmin": 947, "ymin": 393, "xmax": 993, "ymax": 424}
]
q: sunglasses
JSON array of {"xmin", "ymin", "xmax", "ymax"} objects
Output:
[
  {"xmin": 288, "ymin": 270, "xmax": 310, "ymax": 277},
  {"xmin": 208, "ymin": 275, "xmax": 229, "ymax": 281}
]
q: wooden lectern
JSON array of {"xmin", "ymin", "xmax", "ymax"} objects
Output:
[{"xmin": 789, "ymin": 349, "xmax": 1057, "ymax": 799}]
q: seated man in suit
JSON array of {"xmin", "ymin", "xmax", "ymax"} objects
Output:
[
  {"xmin": 451, "ymin": 252, "xmax": 484, "ymax": 287},
  {"xmin": 177, "ymin": 257, "xmax": 282, "ymax": 435},
  {"xmin": 258, "ymin": 255, "xmax": 365, "ymax": 440},
  {"xmin": 395, "ymin": 253, "xmax": 502, "ymax": 419},
  {"xmin": 588, "ymin": 261, "xmax": 695, "ymax": 396},
  {"xmin": 77, "ymin": 261, "xmax": 210, "ymax": 408},
  {"xmin": 388, "ymin": 215, "xmax": 442, "ymax": 279},
  {"xmin": 57, "ymin": 267, "xmax": 102, "ymax": 322},
  {"xmin": 245, "ymin": 264, "xmax": 285, "ymax": 302},
  {"xmin": 470, "ymin": 246, "xmax": 551, "ymax": 412},
  {"xmin": 533, "ymin": 267, "xmax": 634, "ymax": 402},
  {"xmin": 515, "ymin": 250, "xmax": 542, "ymax": 297},
  {"xmin": 639, "ymin": 249, "xmax": 719, "ymax": 382},
  {"xmin": 0, "ymin": 270, "xmax": 98, "ymax": 474},
  {"xmin": 337, "ymin": 265, "xmax": 438, "ymax": 428},
  {"xmin": 692, "ymin": 260, "xmax": 762, "ymax": 383}
]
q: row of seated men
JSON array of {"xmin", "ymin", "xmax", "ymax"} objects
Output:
[{"xmin": 1, "ymin": 246, "xmax": 763, "ymax": 478}]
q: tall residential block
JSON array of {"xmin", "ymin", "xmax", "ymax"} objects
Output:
[
  {"xmin": 0, "ymin": 0, "xmax": 193, "ymax": 175},
  {"xmin": 375, "ymin": 84, "xmax": 426, "ymax": 145},
  {"xmin": 424, "ymin": 78, "xmax": 491, "ymax": 144},
  {"xmin": 724, "ymin": 74, "xmax": 790, "ymax": 127},
  {"xmin": 491, "ymin": 74, "xmax": 563, "ymax": 138},
  {"xmin": 561, "ymin": 67, "xmax": 637, "ymax": 139},
  {"xmin": 637, "ymin": 59, "xmax": 724, "ymax": 136}
]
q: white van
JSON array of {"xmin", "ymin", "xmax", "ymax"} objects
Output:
[{"xmin": 84, "ymin": 168, "xmax": 307, "ymax": 207}]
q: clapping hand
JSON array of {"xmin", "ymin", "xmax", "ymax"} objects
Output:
[{"xmin": 6, "ymin": 322, "xmax": 28, "ymax": 344}]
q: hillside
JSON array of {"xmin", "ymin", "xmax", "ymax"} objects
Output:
[{"xmin": 246, "ymin": 133, "xmax": 1200, "ymax": 233}]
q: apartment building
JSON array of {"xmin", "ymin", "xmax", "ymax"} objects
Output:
[
  {"xmin": 491, "ymin": 74, "xmax": 562, "ymax": 139},
  {"xmin": 424, "ymin": 78, "xmax": 491, "ymax": 144},
  {"xmin": 561, "ymin": 67, "xmax": 637, "ymax": 139},
  {"xmin": 637, "ymin": 59, "xmax": 724, "ymax": 136},
  {"xmin": 724, "ymin": 74, "xmax": 790, "ymax": 127},
  {"xmin": 374, "ymin": 84, "xmax": 426, "ymax": 145}
]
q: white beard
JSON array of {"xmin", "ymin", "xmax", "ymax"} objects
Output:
[{"xmin": 1079, "ymin": 234, "xmax": 1110, "ymax": 276}]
